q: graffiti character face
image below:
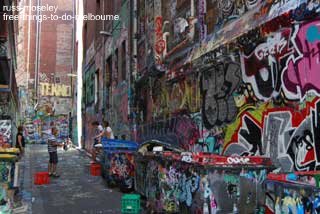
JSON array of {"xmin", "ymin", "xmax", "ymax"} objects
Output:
[
  {"xmin": 25, "ymin": 123, "xmax": 35, "ymax": 135},
  {"xmin": 293, "ymin": 130, "xmax": 315, "ymax": 169}
]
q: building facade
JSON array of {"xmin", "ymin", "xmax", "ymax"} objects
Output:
[
  {"xmin": 17, "ymin": 0, "xmax": 75, "ymax": 143},
  {"xmin": 80, "ymin": 0, "xmax": 132, "ymax": 151},
  {"xmin": 0, "ymin": 0, "xmax": 20, "ymax": 146}
]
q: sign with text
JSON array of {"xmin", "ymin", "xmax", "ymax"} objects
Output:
[{"xmin": 40, "ymin": 82, "xmax": 71, "ymax": 97}]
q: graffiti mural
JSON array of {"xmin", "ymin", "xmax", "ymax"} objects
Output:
[
  {"xmin": 135, "ymin": 151, "xmax": 271, "ymax": 213},
  {"xmin": 224, "ymin": 98, "xmax": 320, "ymax": 172},
  {"xmin": 151, "ymin": 75, "xmax": 201, "ymax": 118},
  {"xmin": 241, "ymin": 28, "xmax": 294, "ymax": 101},
  {"xmin": 109, "ymin": 153, "xmax": 135, "ymax": 179},
  {"xmin": 201, "ymin": 55, "xmax": 242, "ymax": 128},
  {"xmin": 23, "ymin": 114, "xmax": 69, "ymax": 143},
  {"xmin": 282, "ymin": 20, "xmax": 320, "ymax": 100},
  {"xmin": 137, "ymin": 114, "xmax": 200, "ymax": 150},
  {"xmin": 0, "ymin": 120, "xmax": 11, "ymax": 145},
  {"xmin": 109, "ymin": 81, "xmax": 130, "ymax": 138},
  {"xmin": 121, "ymin": 0, "xmax": 320, "ymax": 177}
]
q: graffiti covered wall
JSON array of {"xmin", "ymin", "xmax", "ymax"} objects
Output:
[
  {"xmin": 133, "ymin": 0, "xmax": 320, "ymax": 172},
  {"xmin": 105, "ymin": 0, "xmax": 131, "ymax": 139},
  {"xmin": 0, "ymin": 120, "xmax": 11, "ymax": 145},
  {"xmin": 24, "ymin": 114, "xmax": 69, "ymax": 143}
]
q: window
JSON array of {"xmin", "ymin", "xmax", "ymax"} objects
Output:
[
  {"xmin": 83, "ymin": 23, "xmax": 87, "ymax": 60},
  {"xmin": 90, "ymin": 73, "xmax": 94, "ymax": 101},
  {"xmin": 85, "ymin": 66, "xmax": 95, "ymax": 105},
  {"xmin": 94, "ymin": 70, "xmax": 99, "ymax": 105},
  {"xmin": 115, "ymin": 49, "xmax": 119, "ymax": 83},
  {"xmin": 121, "ymin": 41, "xmax": 126, "ymax": 81},
  {"xmin": 106, "ymin": 57, "xmax": 112, "ymax": 87},
  {"xmin": 206, "ymin": 0, "xmax": 217, "ymax": 35},
  {"xmin": 55, "ymin": 77, "xmax": 61, "ymax": 84}
]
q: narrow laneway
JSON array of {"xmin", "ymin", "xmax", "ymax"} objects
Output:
[{"xmin": 20, "ymin": 145, "xmax": 122, "ymax": 214}]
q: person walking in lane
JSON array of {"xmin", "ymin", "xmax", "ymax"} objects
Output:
[{"xmin": 16, "ymin": 126, "xmax": 25, "ymax": 156}]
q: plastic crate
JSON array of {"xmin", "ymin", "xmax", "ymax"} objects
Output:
[
  {"xmin": 90, "ymin": 163, "xmax": 101, "ymax": 176},
  {"xmin": 121, "ymin": 194, "xmax": 140, "ymax": 214},
  {"xmin": 34, "ymin": 172, "xmax": 50, "ymax": 185}
]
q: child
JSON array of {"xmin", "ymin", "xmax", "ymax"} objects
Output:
[{"xmin": 48, "ymin": 127, "xmax": 63, "ymax": 177}]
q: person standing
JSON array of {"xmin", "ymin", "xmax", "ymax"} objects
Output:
[
  {"xmin": 91, "ymin": 121, "xmax": 104, "ymax": 162},
  {"xmin": 103, "ymin": 121, "xmax": 114, "ymax": 139},
  {"xmin": 48, "ymin": 127, "xmax": 63, "ymax": 177},
  {"xmin": 16, "ymin": 126, "xmax": 25, "ymax": 155}
]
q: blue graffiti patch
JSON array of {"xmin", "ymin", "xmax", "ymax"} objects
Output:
[{"xmin": 306, "ymin": 25, "xmax": 320, "ymax": 43}]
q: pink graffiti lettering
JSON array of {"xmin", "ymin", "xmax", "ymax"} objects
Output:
[{"xmin": 283, "ymin": 20, "xmax": 320, "ymax": 99}]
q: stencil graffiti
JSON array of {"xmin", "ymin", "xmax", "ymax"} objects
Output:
[{"xmin": 201, "ymin": 56, "xmax": 241, "ymax": 128}]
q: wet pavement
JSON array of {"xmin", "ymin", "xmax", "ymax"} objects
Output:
[{"xmin": 19, "ymin": 144, "xmax": 123, "ymax": 214}]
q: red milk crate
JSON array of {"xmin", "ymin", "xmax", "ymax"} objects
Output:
[
  {"xmin": 90, "ymin": 163, "xmax": 101, "ymax": 176},
  {"xmin": 34, "ymin": 172, "xmax": 50, "ymax": 185}
]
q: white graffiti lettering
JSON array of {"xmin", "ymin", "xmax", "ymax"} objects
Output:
[
  {"xmin": 181, "ymin": 152, "xmax": 193, "ymax": 163},
  {"xmin": 254, "ymin": 33, "xmax": 288, "ymax": 61},
  {"xmin": 227, "ymin": 157, "xmax": 250, "ymax": 164}
]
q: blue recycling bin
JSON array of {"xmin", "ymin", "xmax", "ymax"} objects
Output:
[{"xmin": 101, "ymin": 138, "xmax": 138, "ymax": 152}]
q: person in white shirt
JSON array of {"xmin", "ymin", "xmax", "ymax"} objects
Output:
[
  {"xmin": 91, "ymin": 121, "xmax": 104, "ymax": 162},
  {"xmin": 103, "ymin": 121, "xmax": 114, "ymax": 139}
]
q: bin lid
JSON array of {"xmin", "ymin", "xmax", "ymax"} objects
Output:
[{"xmin": 102, "ymin": 139, "xmax": 138, "ymax": 151}]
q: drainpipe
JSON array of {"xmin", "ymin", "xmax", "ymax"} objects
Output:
[
  {"xmin": 102, "ymin": 0, "xmax": 105, "ymax": 120},
  {"xmin": 70, "ymin": 0, "xmax": 76, "ymax": 140},
  {"xmin": 34, "ymin": 0, "xmax": 41, "ymax": 110},
  {"xmin": 26, "ymin": 0, "xmax": 32, "ymax": 111},
  {"xmin": 131, "ymin": 0, "xmax": 138, "ymax": 141},
  {"xmin": 132, "ymin": 0, "xmax": 137, "ymax": 80}
]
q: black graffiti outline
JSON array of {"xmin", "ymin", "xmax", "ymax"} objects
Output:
[
  {"xmin": 239, "ymin": 115, "xmax": 264, "ymax": 156},
  {"xmin": 286, "ymin": 100, "xmax": 320, "ymax": 171},
  {"xmin": 201, "ymin": 58, "xmax": 241, "ymax": 129}
]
